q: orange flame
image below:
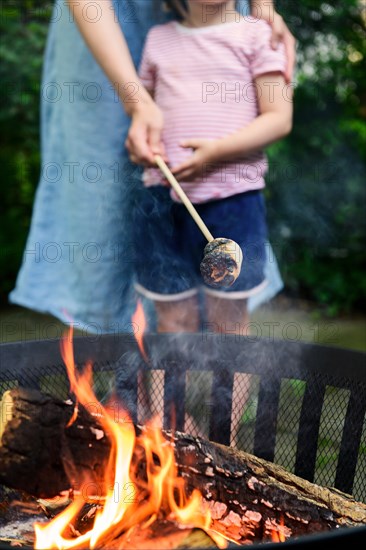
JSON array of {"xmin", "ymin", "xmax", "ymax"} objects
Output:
[
  {"xmin": 34, "ymin": 321, "xmax": 227, "ymax": 549},
  {"xmin": 132, "ymin": 299, "xmax": 148, "ymax": 363}
]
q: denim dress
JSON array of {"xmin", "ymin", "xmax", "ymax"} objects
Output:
[{"xmin": 9, "ymin": 0, "xmax": 283, "ymax": 333}]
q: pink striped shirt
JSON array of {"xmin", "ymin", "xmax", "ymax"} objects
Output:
[{"xmin": 139, "ymin": 17, "xmax": 286, "ymax": 204}]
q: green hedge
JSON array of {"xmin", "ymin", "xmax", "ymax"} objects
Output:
[
  {"xmin": 266, "ymin": 0, "xmax": 366, "ymax": 314},
  {"xmin": 0, "ymin": 1, "xmax": 50, "ymax": 302}
]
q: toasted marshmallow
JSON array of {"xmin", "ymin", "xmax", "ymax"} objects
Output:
[{"xmin": 200, "ymin": 238, "xmax": 243, "ymax": 289}]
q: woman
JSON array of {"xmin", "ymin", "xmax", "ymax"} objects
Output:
[{"xmin": 9, "ymin": 0, "xmax": 296, "ymax": 333}]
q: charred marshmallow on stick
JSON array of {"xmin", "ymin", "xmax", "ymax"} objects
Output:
[
  {"xmin": 154, "ymin": 155, "xmax": 244, "ymax": 289},
  {"xmin": 200, "ymin": 238, "xmax": 243, "ymax": 289}
]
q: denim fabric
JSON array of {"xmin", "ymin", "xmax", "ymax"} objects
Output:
[
  {"xmin": 133, "ymin": 186, "xmax": 268, "ymax": 295},
  {"xmin": 9, "ymin": 0, "xmax": 282, "ymax": 333}
]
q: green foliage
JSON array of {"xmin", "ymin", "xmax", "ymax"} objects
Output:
[
  {"xmin": 0, "ymin": 0, "xmax": 365, "ymax": 313},
  {"xmin": 0, "ymin": 0, "xmax": 51, "ymax": 302},
  {"xmin": 266, "ymin": 0, "xmax": 366, "ymax": 314}
]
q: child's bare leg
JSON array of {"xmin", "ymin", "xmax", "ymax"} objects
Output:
[
  {"xmin": 204, "ymin": 295, "xmax": 251, "ymax": 447},
  {"xmin": 154, "ymin": 296, "xmax": 200, "ymax": 332},
  {"xmin": 153, "ymin": 296, "xmax": 205, "ymax": 436},
  {"xmin": 137, "ymin": 297, "xmax": 199, "ymax": 422},
  {"xmin": 204, "ymin": 296, "xmax": 249, "ymax": 333}
]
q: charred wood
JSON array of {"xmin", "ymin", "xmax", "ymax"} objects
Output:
[{"xmin": 1, "ymin": 388, "xmax": 365, "ymax": 544}]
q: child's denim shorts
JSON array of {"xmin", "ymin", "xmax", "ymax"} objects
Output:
[{"xmin": 132, "ymin": 186, "xmax": 268, "ymax": 301}]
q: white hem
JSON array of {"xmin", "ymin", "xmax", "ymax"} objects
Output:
[
  {"xmin": 203, "ymin": 279, "xmax": 269, "ymax": 300},
  {"xmin": 134, "ymin": 283, "xmax": 198, "ymax": 303}
]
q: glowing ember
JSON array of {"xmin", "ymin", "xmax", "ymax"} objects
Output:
[
  {"xmin": 270, "ymin": 516, "xmax": 287, "ymax": 543},
  {"xmin": 34, "ymin": 306, "xmax": 227, "ymax": 549}
]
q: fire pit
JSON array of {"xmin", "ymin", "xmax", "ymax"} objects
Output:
[{"xmin": 0, "ymin": 332, "xmax": 365, "ymax": 548}]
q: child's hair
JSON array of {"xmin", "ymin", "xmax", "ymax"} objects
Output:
[
  {"xmin": 164, "ymin": 1, "xmax": 247, "ymax": 20},
  {"xmin": 164, "ymin": 0, "xmax": 188, "ymax": 20}
]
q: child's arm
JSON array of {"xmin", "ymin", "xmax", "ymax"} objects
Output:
[
  {"xmin": 210, "ymin": 73, "xmax": 293, "ymax": 160},
  {"xmin": 171, "ymin": 72, "xmax": 293, "ymax": 182}
]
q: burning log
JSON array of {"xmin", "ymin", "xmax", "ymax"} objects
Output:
[
  {"xmin": 1, "ymin": 387, "xmax": 365, "ymax": 545},
  {"xmin": 0, "ymin": 388, "xmax": 110, "ymax": 497}
]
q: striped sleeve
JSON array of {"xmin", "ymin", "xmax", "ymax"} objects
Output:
[
  {"xmin": 138, "ymin": 29, "xmax": 156, "ymax": 91},
  {"xmin": 249, "ymin": 20, "xmax": 287, "ymax": 79}
]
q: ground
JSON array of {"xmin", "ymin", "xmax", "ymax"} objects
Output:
[{"xmin": 0, "ymin": 294, "xmax": 365, "ymax": 351}]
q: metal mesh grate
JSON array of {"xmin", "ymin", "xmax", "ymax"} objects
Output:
[
  {"xmin": 354, "ymin": 417, "xmax": 366, "ymax": 499},
  {"xmin": 314, "ymin": 386, "xmax": 350, "ymax": 488},
  {"xmin": 0, "ymin": 335, "xmax": 365, "ymax": 503},
  {"xmin": 232, "ymin": 373, "xmax": 260, "ymax": 451},
  {"xmin": 274, "ymin": 379, "xmax": 305, "ymax": 471}
]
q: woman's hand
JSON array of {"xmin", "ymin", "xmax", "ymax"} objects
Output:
[
  {"xmin": 170, "ymin": 139, "xmax": 219, "ymax": 182},
  {"xmin": 125, "ymin": 95, "xmax": 166, "ymax": 166}
]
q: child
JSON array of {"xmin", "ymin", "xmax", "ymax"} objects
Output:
[
  {"xmin": 131, "ymin": 0, "xmax": 293, "ymax": 441},
  {"xmin": 132, "ymin": 0, "xmax": 293, "ymax": 337}
]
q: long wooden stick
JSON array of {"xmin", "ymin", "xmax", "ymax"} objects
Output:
[{"xmin": 154, "ymin": 155, "xmax": 214, "ymax": 242}]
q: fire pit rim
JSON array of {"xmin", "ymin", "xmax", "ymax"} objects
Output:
[{"xmin": 0, "ymin": 333, "xmax": 365, "ymax": 382}]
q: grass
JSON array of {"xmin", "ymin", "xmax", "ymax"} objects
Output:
[
  {"xmin": 252, "ymin": 296, "xmax": 366, "ymax": 352},
  {"xmin": 0, "ymin": 295, "xmax": 365, "ymax": 351}
]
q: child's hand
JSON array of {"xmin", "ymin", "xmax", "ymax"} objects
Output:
[{"xmin": 170, "ymin": 139, "xmax": 219, "ymax": 181}]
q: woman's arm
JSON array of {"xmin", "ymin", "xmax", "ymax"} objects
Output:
[
  {"xmin": 171, "ymin": 73, "xmax": 293, "ymax": 181},
  {"xmin": 65, "ymin": 0, "xmax": 164, "ymax": 164},
  {"xmin": 66, "ymin": 0, "xmax": 139, "ymax": 101}
]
